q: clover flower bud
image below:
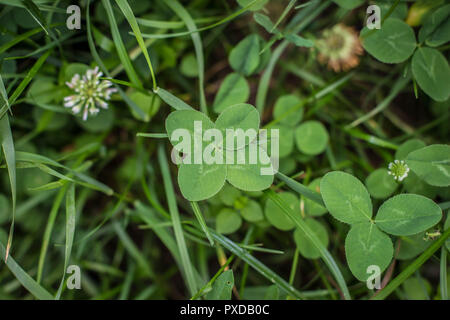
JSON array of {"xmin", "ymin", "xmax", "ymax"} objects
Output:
[
  {"xmin": 64, "ymin": 66, "xmax": 117, "ymax": 120},
  {"xmin": 387, "ymin": 160, "xmax": 410, "ymax": 182}
]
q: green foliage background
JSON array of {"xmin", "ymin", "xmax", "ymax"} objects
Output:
[{"xmin": 0, "ymin": 0, "xmax": 449, "ymax": 300}]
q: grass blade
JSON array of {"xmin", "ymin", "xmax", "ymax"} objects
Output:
[
  {"xmin": 21, "ymin": 0, "xmax": 52, "ymax": 36},
  {"xmin": 0, "ymin": 50, "xmax": 51, "ymax": 118},
  {"xmin": 102, "ymin": 0, "xmax": 142, "ymax": 89},
  {"xmin": 0, "ymin": 115, "xmax": 16, "ymax": 261},
  {"xmin": 55, "ymin": 183, "xmax": 76, "ymax": 299},
  {"xmin": 0, "ymin": 241, "xmax": 53, "ymax": 300},
  {"xmin": 208, "ymin": 228, "xmax": 305, "ymax": 299},
  {"xmin": 267, "ymin": 190, "xmax": 351, "ymax": 300},
  {"xmin": 37, "ymin": 184, "xmax": 67, "ymax": 283},
  {"xmin": 155, "ymin": 87, "xmax": 195, "ymax": 111},
  {"xmin": 190, "ymin": 201, "xmax": 214, "ymax": 246},
  {"xmin": 441, "ymin": 247, "xmax": 448, "ymax": 300},
  {"xmin": 275, "ymin": 172, "xmax": 324, "ymax": 206},
  {"xmin": 165, "ymin": 0, "xmax": 207, "ymax": 115},
  {"xmin": 114, "ymin": 0, "xmax": 157, "ymax": 90},
  {"xmin": 113, "ymin": 221, "xmax": 154, "ymax": 278},
  {"xmin": 158, "ymin": 143, "xmax": 198, "ymax": 295},
  {"xmin": 86, "ymin": 0, "xmax": 146, "ymax": 120},
  {"xmin": 372, "ymin": 227, "xmax": 450, "ymax": 300}
]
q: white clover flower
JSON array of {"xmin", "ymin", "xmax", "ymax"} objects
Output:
[
  {"xmin": 387, "ymin": 160, "xmax": 410, "ymax": 182},
  {"xmin": 64, "ymin": 66, "xmax": 117, "ymax": 120}
]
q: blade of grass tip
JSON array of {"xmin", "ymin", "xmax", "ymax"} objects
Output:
[
  {"xmin": 190, "ymin": 201, "xmax": 214, "ymax": 246},
  {"xmin": 372, "ymin": 227, "xmax": 450, "ymax": 300},
  {"xmin": 7, "ymin": 32, "xmax": 75, "ymax": 60},
  {"xmin": 15, "ymin": 151, "xmax": 113, "ymax": 195},
  {"xmin": 440, "ymin": 247, "xmax": 448, "ymax": 300},
  {"xmin": 267, "ymin": 190, "xmax": 351, "ymax": 300},
  {"xmin": 86, "ymin": 1, "xmax": 146, "ymax": 120},
  {"xmin": 101, "ymin": 0, "xmax": 142, "ymax": 89},
  {"xmin": 158, "ymin": 143, "xmax": 198, "ymax": 296},
  {"xmin": 270, "ymin": 0, "xmax": 297, "ymax": 32},
  {"xmin": 0, "ymin": 74, "xmax": 10, "ymax": 111},
  {"xmin": 37, "ymin": 184, "xmax": 68, "ymax": 284},
  {"xmin": 55, "ymin": 183, "xmax": 76, "ymax": 299},
  {"xmin": 0, "ymin": 26, "xmax": 46, "ymax": 54},
  {"xmin": 208, "ymin": 228, "xmax": 305, "ymax": 299},
  {"xmin": 165, "ymin": 0, "xmax": 207, "ymax": 115},
  {"xmin": 0, "ymin": 115, "xmax": 16, "ymax": 261},
  {"xmin": 21, "ymin": 0, "xmax": 53, "ymax": 37},
  {"xmin": 154, "ymin": 87, "xmax": 195, "ymax": 111},
  {"xmin": 0, "ymin": 50, "xmax": 51, "ymax": 119},
  {"xmin": 344, "ymin": 128, "xmax": 399, "ymax": 150},
  {"xmin": 275, "ymin": 172, "xmax": 324, "ymax": 206},
  {"xmin": 136, "ymin": 133, "xmax": 168, "ymax": 138},
  {"xmin": 0, "ymin": 241, "xmax": 53, "ymax": 300},
  {"xmin": 114, "ymin": 0, "xmax": 157, "ymax": 91}
]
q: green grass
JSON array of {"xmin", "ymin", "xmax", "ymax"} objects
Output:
[{"xmin": 0, "ymin": 0, "xmax": 449, "ymax": 301}]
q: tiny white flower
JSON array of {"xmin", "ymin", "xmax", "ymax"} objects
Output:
[
  {"xmin": 64, "ymin": 66, "xmax": 117, "ymax": 120},
  {"xmin": 387, "ymin": 160, "xmax": 410, "ymax": 182}
]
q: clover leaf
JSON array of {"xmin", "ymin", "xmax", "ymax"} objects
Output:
[{"xmin": 165, "ymin": 104, "xmax": 274, "ymax": 201}]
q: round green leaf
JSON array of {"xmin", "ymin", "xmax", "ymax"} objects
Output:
[
  {"xmin": 279, "ymin": 157, "xmax": 296, "ymax": 175},
  {"xmin": 240, "ymin": 199, "xmax": 264, "ymax": 222},
  {"xmin": 361, "ymin": 18, "xmax": 416, "ymax": 64},
  {"xmin": 215, "ymin": 103, "xmax": 260, "ymax": 150},
  {"xmin": 403, "ymin": 171, "xmax": 438, "ymax": 198},
  {"xmin": 345, "ymin": 222, "xmax": 393, "ymax": 281},
  {"xmin": 178, "ymin": 163, "xmax": 227, "ymax": 201},
  {"xmin": 294, "ymin": 121, "xmax": 329, "ymax": 155},
  {"xmin": 213, "ymin": 73, "xmax": 250, "ymax": 113},
  {"xmin": 365, "ymin": 168, "xmax": 398, "ymax": 199},
  {"xmin": 216, "ymin": 208, "xmax": 242, "ymax": 235},
  {"xmin": 273, "ymin": 94, "xmax": 303, "ymax": 126},
  {"xmin": 293, "ymin": 219, "xmax": 329, "ymax": 259},
  {"xmin": 412, "ymin": 47, "xmax": 450, "ymax": 102},
  {"xmin": 128, "ymin": 91, "xmax": 160, "ymax": 122},
  {"xmin": 77, "ymin": 105, "xmax": 115, "ymax": 132},
  {"xmin": 165, "ymin": 109, "xmax": 215, "ymax": 153},
  {"xmin": 64, "ymin": 63, "xmax": 90, "ymax": 82},
  {"xmin": 395, "ymin": 139, "xmax": 426, "ymax": 160},
  {"xmin": 402, "ymin": 278, "xmax": 432, "ymax": 300},
  {"xmin": 418, "ymin": 4, "xmax": 450, "ymax": 47},
  {"xmin": 320, "ymin": 171, "xmax": 373, "ymax": 224},
  {"xmin": 269, "ymin": 125, "xmax": 293, "ymax": 158},
  {"xmin": 264, "ymin": 192, "xmax": 298, "ymax": 231},
  {"xmin": 33, "ymin": 108, "xmax": 69, "ymax": 131},
  {"xmin": 226, "ymin": 145, "xmax": 274, "ymax": 192},
  {"xmin": 229, "ymin": 34, "xmax": 260, "ymax": 76},
  {"xmin": 303, "ymin": 178, "xmax": 328, "ymax": 217},
  {"xmin": 405, "ymin": 144, "xmax": 450, "ymax": 187},
  {"xmin": 27, "ymin": 79, "xmax": 57, "ymax": 104},
  {"xmin": 180, "ymin": 53, "xmax": 198, "ymax": 78},
  {"xmin": 397, "ymin": 233, "xmax": 432, "ymax": 260},
  {"xmin": 218, "ymin": 183, "xmax": 241, "ymax": 206},
  {"xmin": 375, "ymin": 194, "xmax": 442, "ymax": 236}
]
